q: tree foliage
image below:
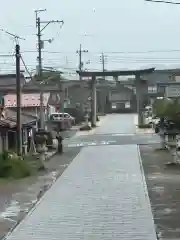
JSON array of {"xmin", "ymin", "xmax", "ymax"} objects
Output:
[{"xmin": 153, "ymin": 98, "xmax": 180, "ymax": 120}]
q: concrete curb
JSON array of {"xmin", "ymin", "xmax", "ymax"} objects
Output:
[{"xmin": 137, "ymin": 145, "xmax": 159, "ymax": 239}]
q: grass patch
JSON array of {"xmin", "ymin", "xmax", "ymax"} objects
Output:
[
  {"xmin": 0, "ymin": 151, "xmax": 34, "ymax": 179},
  {"xmin": 138, "ymin": 124, "xmax": 152, "ymax": 129}
]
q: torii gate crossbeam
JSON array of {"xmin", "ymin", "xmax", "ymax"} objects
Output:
[{"xmin": 77, "ymin": 68, "xmax": 155, "ymax": 127}]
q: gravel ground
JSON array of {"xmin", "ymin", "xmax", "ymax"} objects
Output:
[
  {"xmin": 0, "ymin": 131, "xmax": 80, "ymax": 240},
  {"xmin": 140, "ymin": 144, "xmax": 180, "ymax": 239}
]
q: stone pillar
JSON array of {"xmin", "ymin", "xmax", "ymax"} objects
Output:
[
  {"xmin": 113, "ymin": 76, "xmax": 118, "ymax": 82},
  {"xmin": 91, "ymin": 75, "xmax": 97, "ymax": 127},
  {"xmin": 23, "ymin": 128, "xmax": 28, "ymax": 155},
  {"xmin": 60, "ymin": 83, "xmax": 65, "ymax": 130}
]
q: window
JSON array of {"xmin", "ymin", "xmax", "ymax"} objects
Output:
[
  {"xmin": 64, "ymin": 113, "xmax": 70, "ymax": 118},
  {"xmin": 175, "ymin": 76, "xmax": 180, "ymax": 82}
]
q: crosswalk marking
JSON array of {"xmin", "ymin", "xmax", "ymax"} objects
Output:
[
  {"xmin": 66, "ymin": 139, "xmax": 160, "ymax": 148},
  {"xmin": 66, "ymin": 140, "xmax": 117, "ymax": 148}
]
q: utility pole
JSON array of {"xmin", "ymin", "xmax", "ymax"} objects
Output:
[
  {"xmin": 16, "ymin": 44, "xmax": 22, "ymax": 156},
  {"xmin": 100, "ymin": 53, "xmax": 107, "ymax": 76},
  {"xmin": 76, "ymin": 44, "xmax": 88, "ymax": 81},
  {"xmin": 0, "ymin": 29, "xmax": 25, "ymax": 156},
  {"xmin": 76, "ymin": 44, "xmax": 88, "ymax": 113},
  {"xmin": 100, "ymin": 52, "xmax": 105, "ymax": 73},
  {"xmin": 35, "ymin": 9, "xmax": 64, "ymax": 129}
]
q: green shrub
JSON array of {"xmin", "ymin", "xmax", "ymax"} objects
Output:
[
  {"xmin": 0, "ymin": 151, "xmax": 33, "ymax": 179},
  {"xmin": 153, "ymin": 98, "xmax": 180, "ymax": 120}
]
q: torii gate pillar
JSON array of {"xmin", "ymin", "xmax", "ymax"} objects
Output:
[
  {"xmin": 135, "ymin": 74, "xmax": 144, "ymax": 125},
  {"xmin": 91, "ymin": 75, "xmax": 97, "ymax": 127}
]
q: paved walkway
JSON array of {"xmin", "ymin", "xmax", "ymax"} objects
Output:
[{"xmin": 5, "ymin": 114, "xmax": 157, "ymax": 240}]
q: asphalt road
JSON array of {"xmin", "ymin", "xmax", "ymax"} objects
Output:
[
  {"xmin": 95, "ymin": 113, "xmax": 137, "ymax": 134},
  {"xmin": 64, "ymin": 114, "xmax": 161, "ymax": 148},
  {"xmin": 65, "ymin": 133, "xmax": 161, "ymax": 148},
  {"xmin": 5, "ymin": 114, "xmax": 157, "ymax": 240}
]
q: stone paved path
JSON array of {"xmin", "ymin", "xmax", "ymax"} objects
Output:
[
  {"xmin": 5, "ymin": 145, "xmax": 156, "ymax": 240},
  {"xmin": 5, "ymin": 114, "xmax": 157, "ymax": 240}
]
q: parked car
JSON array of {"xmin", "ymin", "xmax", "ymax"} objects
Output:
[
  {"xmin": 61, "ymin": 113, "xmax": 75, "ymax": 125},
  {"xmin": 50, "ymin": 113, "xmax": 61, "ymax": 121},
  {"xmin": 50, "ymin": 113, "xmax": 75, "ymax": 125}
]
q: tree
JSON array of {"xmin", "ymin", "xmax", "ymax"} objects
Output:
[
  {"xmin": 153, "ymin": 98, "xmax": 180, "ymax": 121},
  {"xmin": 153, "ymin": 98, "xmax": 171, "ymax": 117}
]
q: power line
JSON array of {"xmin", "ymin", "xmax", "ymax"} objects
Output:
[
  {"xmin": 145, "ymin": 0, "xmax": 180, "ymax": 4},
  {"xmin": 0, "ymin": 29, "xmax": 25, "ymax": 45},
  {"xmin": 20, "ymin": 55, "xmax": 33, "ymax": 80},
  {"xmin": 12, "ymin": 49, "xmax": 180, "ymax": 54},
  {"xmin": 4, "ymin": 54, "xmax": 180, "ymax": 63}
]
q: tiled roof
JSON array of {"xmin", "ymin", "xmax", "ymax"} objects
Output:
[
  {"xmin": 0, "ymin": 74, "xmax": 25, "ymax": 86},
  {"xmin": 5, "ymin": 109, "xmax": 37, "ymax": 125},
  {"xmin": 4, "ymin": 93, "xmax": 50, "ymax": 107},
  {"xmin": 0, "ymin": 118, "xmax": 16, "ymax": 128},
  {"xmin": 0, "ymin": 109, "xmax": 37, "ymax": 128}
]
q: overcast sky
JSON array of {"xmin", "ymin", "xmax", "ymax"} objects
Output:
[{"xmin": 1, "ymin": 0, "xmax": 180, "ymax": 78}]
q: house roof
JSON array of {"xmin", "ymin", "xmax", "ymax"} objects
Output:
[
  {"xmin": 0, "ymin": 109, "xmax": 37, "ymax": 128},
  {"xmin": 5, "ymin": 109, "xmax": 37, "ymax": 124},
  {"xmin": 0, "ymin": 118, "xmax": 16, "ymax": 128},
  {"xmin": 4, "ymin": 93, "xmax": 50, "ymax": 107},
  {"xmin": 0, "ymin": 74, "xmax": 25, "ymax": 86},
  {"xmin": 77, "ymin": 68, "xmax": 155, "ymax": 77},
  {"xmin": 157, "ymin": 82, "xmax": 180, "ymax": 86}
]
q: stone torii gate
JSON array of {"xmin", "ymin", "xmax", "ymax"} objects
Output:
[{"xmin": 77, "ymin": 68, "xmax": 155, "ymax": 127}]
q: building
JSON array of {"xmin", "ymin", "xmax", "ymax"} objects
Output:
[
  {"xmin": 3, "ymin": 93, "xmax": 52, "ymax": 119},
  {"xmin": 0, "ymin": 108, "xmax": 37, "ymax": 153},
  {"xmin": 107, "ymin": 83, "xmax": 136, "ymax": 113}
]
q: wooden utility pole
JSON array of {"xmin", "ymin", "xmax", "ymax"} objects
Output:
[{"xmin": 16, "ymin": 44, "xmax": 22, "ymax": 156}]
